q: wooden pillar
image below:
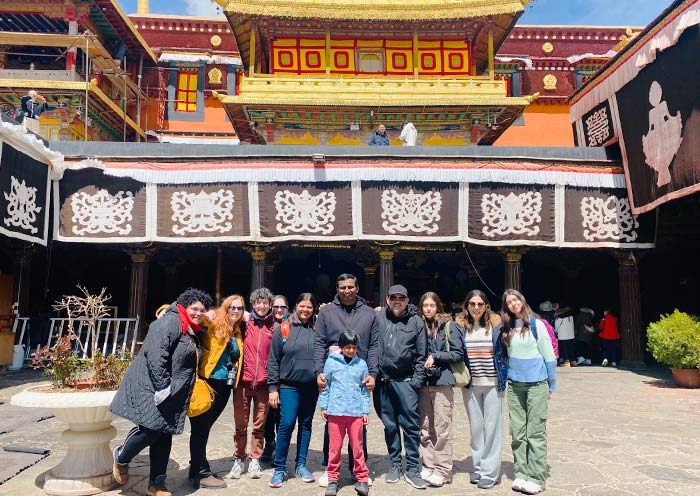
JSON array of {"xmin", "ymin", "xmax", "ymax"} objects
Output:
[
  {"xmin": 502, "ymin": 248, "xmax": 524, "ymax": 291},
  {"xmin": 11, "ymin": 244, "xmax": 33, "ymax": 317},
  {"xmin": 363, "ymin": 265, "xmax": 377, "ymax": 305},
  {"xmin": 378, "ymin": 250, "xmax": 395, "ymax": 302},
  {"xmin": 66, "ymin": 20, "xmax": 78, "ymax": 71},
  {"xmin": 487, "ymin": 17, "xmax": 494, "ymax": 78},
  {"xmin": 249, "ymin": 19, "xmax": 257, "ymax": 78},
  {"xmin": 249, "ymin": 247, "xmax": 267, "ymax": 290},
  {"xmin": 265, "ymin": 262, "xmax": 276, "ymax": 292},
  {"xmin": 127, "ymin": 250, "xmax": 151, "ymax": 342},
  {"xmin": 617, "ymin": 251, "xmax": 645, "ymax": 368},
  {"xmin": 412, "ymin": 26, "xmax": 419, "ymax": 78},
  {"xmin": 325, "ymin": 27, "xmax": 331, "ymax": 77}
]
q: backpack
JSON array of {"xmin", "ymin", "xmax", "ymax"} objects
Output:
[
  {"xmin": 280, "ymin": 321, "xmax": 290, "ymax": 343},
  {"xmin": 529, "ymin": 317, "xmax": 559, "ymax": 359}
]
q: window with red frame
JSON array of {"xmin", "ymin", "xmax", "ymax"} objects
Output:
[{"xmin": 175, "ymin": 69, "xmax": 198, "ymax": 112}]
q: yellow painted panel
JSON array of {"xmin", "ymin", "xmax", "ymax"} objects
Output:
[
  {"xmin": 443, "ymin": 40, "xmax": 469, "ymax": 49},
  {"xmin": 300, "ymin": 48, "xmax": 325, "ymax": 71},
  {"xmin": 418, "ymin": 48, "xmax": 443, "ymax": 73},
  {"xmin": 386, "ymin": 49, "xmax": 413, "ymax": 73},
  {"xmin": 300, "ymin": 38, "xmax": 325, "ymax": 47},
  {"xmin": 423, "ymin": 134, "xmax": 467, "ymax": 145},
  {"xmin": 273, "ymin": 38, "xmax": 298, "ymax": 47},
  {"xmin": 329, "ymin": 48, "xmax": 355, "ymax": 72},
  {"xmin": 357, "ymin": 39, "xmax": 383, "ymax": 48},
  {"xmin": 188, "ymin": 75, "xmax": 198, "ymax": 90},
  {"xmin": 418, "ymin": 39, "xmax": 441, "ymax": 49},
  {"xmin": 330, "ymin": 39, "xmax": 355, "ymax": 48},
  {"xmin": 272, "ymin": 47, "xmax": 299, "ymax": 72},
  {"xmin": 386, "ymin": 40, "xmax": 412, "ymax": 48}
]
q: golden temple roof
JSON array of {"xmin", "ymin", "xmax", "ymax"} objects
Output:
[{"xmin": 213, "ymin": 0, "xmax": 532, "ymax": 20}]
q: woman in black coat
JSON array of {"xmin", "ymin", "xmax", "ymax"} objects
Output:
[{"xmin": 110, "ymin": 288, "xmax": 213, "ymax": 496}]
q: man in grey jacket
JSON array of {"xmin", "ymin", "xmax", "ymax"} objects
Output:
[
  {"xmin": 314, "ymin": 273, "xmax": 379, "ymax": 486},
  {"xmin": 375, "ymin": 284, "xmax": 428, "ymax": 489}
]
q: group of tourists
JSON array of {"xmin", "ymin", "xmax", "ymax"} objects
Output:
[{"xmin": 108, "ymin": 274, "xmax": 557, "ymax": 496}]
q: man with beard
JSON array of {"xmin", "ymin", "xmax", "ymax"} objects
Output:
[
  {"xmin": 375, "ymin": 284, "xmax": 428, "ymax": 489},
  {"xmin": 315, "ymin": 273, "xmax": 379, "ymax": 487}
]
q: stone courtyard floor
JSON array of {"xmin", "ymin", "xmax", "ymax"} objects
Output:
[{"xmin": 0, "ymin": 366, "xmax": 699, "ymax": 496}]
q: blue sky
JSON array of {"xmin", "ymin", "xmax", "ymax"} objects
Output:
[{"xmin": 117, "ymin": 0, "xmax": 673, "ymax": 26}]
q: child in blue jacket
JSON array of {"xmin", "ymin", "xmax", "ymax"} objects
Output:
[{"xmin": 319, "ymin": 330, "xmax": 370, "ymax": 496}]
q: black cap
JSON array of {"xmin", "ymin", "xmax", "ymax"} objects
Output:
[{"xmin": 387, "ymin": 284, "xmax": 408, "ymax": 297}]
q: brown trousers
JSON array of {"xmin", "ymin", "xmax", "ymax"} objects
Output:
[
  {"xmin": 233, "ymin": 383, "xmax": 269, "ymax": 460},
  {"xmin": 418, "ymin": 385, "xmax": 454, "ymax": 478}
]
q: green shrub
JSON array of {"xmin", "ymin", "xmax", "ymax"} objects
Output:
[{"xmin": 647, "ymin": 310, "xmax": 700, "ymax": 369}]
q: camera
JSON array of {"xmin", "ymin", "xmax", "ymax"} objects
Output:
[{"xmin": 226, "ymin": 362, "xmax": 236, "ymax": 387}]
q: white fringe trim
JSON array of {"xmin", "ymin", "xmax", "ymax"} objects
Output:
[
  {"xmin": 95, "ymin": 166, "xmax": 626, "ymax": 188},
  {"xmin": 158, "ymin": 135, "xmax": 241, "ymax": 145},
  {"xmin": 158, "ymin": 53, "xmax": 243, "ymax": 66},
  {"xmin": 495, "ymin": 56, "xmax": 533, "ymax": 69},
  {"xmin": 571, "ymin": 1, "xmax": 700, "ymax": 122},
  {"xmin": 566, "ymin": 50, "xmax": 617, "ymax": 64}
]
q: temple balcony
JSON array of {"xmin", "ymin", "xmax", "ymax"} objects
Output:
[
  {"xmin": 215, "ymin": 74, "xmax": 537, "ymax": 145},
  {"xmin": 0, "ymin": 69, "xmax": 82, "ymax": 82}
]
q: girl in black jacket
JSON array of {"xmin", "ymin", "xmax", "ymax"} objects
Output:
[
  {"xmin": 417, "ymin": 291, "xmax": 464, "ymax": 487},
  {"xmin": 266, "ymin": 293, "xmax": 319, "ymax": 488}
]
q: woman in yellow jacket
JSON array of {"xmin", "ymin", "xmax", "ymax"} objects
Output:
[{"xmin": 188, "ymin": 294, "xmax": 245, "ymax": 488}]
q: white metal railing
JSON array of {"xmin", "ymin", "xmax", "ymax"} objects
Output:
[{"xmin": 12, "ymin": 316, "xmax": 140, "ymax": 360}]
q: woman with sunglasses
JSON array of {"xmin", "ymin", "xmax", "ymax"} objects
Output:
[
  {"xmin": 456, "ymin": 290, "xmax": 507, "ymax": 490},
  {"xmin": 266, "ymin": 293, "xmax": 320, "ymax": 488},
  {"xmin": 501, "ymin": 289, "xmax": 556, "ymax": 495},
  {"xmin": 416, "ymin": 291, "xmax": 464, "ymax": 487},
  {"xmin": 186, "ymin": 294, "xmax": 246, "ymax": 488},
  {"xmin": 261, "ymin": 295, "xmax": 290, "ymax": 462}
]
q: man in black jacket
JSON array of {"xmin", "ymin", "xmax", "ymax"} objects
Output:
[
  {"xmin": 314, "ymin": 273, "xmax": 379, "ymax": 487},
  {"xmin": 376, "ymin": 284, "xmax": 428, "ymax": 489}
]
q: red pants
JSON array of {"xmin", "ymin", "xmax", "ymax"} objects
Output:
[
  {"xmin": 233, "ymin": 384, "xmax": 269, "ymax": 460},
  {"xmin": 327, "ymin": 415, "xmax": 368, "ymax": 482}
]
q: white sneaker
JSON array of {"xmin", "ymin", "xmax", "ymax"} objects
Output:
[
  {"xmin": 611, "ymin": 362, "xmax": 617, "ymax": 367},
  {"xmin": 583, "ymin": 358, "xmax": 592, "ymax": 365},
  {"xmin": 425, "ymin": 472, "xmax": 446, "ymax": 487},
  {"xmin": 420, "ymin": 468, "xmax": 432, "ymax": 480},
  {"xmin": 521, "ymin": 480, "xmax": 543, "ymax": 494},
  {"xmin": 248, "ymin": 459, "xmax": 262, "ymax": 479},
  {"xmin": 225, "ymin": 458, "xmax": 243, "ymax": 479},
  {"xmin": 318, "ymin": 469, "xmax": 328, "ymax": 487},
  {"xmin": 602, "ymin": 359, "xmax": 609, "ymax": 367},
  {"xmin": 575, "ymin": 357, "xmax": 585, "ymax": 366},
  {"xmin": 512, "ymin": 478, "xmax": 527, "ymax": 492}
]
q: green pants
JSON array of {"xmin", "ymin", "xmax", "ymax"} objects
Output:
[{"xmin": 507, "ymin": 381, "xmax": 548, "ymax": 485}]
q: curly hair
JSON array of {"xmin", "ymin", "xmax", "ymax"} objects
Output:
[
  {"xmin": 249, "ymin": 287, "xmax": 274, "ymax": 306},
  {"xmin": 211, "ymin": 294, "xmax": 245, "ymax": 341},
  {"xmin": 176, "ymin": 287, "xmax": 213, "ymax": 310}
]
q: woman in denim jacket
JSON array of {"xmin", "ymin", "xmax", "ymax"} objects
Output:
[{"xmin": 456, "ymin": 290, "xmax": 507, "ymax": 490}]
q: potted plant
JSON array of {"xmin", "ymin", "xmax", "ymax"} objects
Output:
[
  {"xmin": 647, "ymin": 310, "xmax": 700, "ymax": 388},
  {"xmin": 11, "ymin": 286, "xmax": 132, "ymax": 495}
]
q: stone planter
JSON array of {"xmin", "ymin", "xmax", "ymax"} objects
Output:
[
  {"xmin": 671, "ymin": 368, "xmax": 700, "ymax": 388},
  {"xmin": 11, "ymin": 387, "xmax": 117, "ymax": 495}
]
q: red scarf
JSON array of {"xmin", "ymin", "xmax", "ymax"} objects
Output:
[{"xmin": 176, "ymin": 304, "xmax": 202, "ymax": 335}]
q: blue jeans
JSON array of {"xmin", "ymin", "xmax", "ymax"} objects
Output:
[{"xmin": 273, "ymin": 384, "xmax": 319, "ymax": 472}]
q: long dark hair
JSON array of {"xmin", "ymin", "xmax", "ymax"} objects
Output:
[
  {"xmin": 289, "ymin": 292, "xmax": 318, "ymax": 326},
  {"xmin": 501, "ymin": 289, "xmax": 535, "ymax": 346},
  {"xmin": 418, "ymin": 292, "xmax": 451, "ymax": 338},
  {"xmin": 459, "ymin": 290, "xmax": 496, "ymax": 335}
]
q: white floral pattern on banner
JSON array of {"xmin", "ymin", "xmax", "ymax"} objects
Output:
[
  {"xmin": 170, "ymin": 189, "xmax": 234, "ymax": 235},
  {"xmin": 381, "ymin": 189, "xmax": 442, "ymax": 234},
  {"xmin": 275, "ymin": 189, "xmax": 336, "ymax": 234},
  {"xmin": 481, "ymin": 191, "xmax": 542, "ymax": 237},
  {"xmin": 581, "ymin": 196, "xmax": 639, "ymax": 241},
  {"xmin": 71, "ymin": 190, "xmax": 134, "ymax": 235},
  {"xmin": 3, "ymin": 176, "xmax": 42, "ymax": 234}
]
